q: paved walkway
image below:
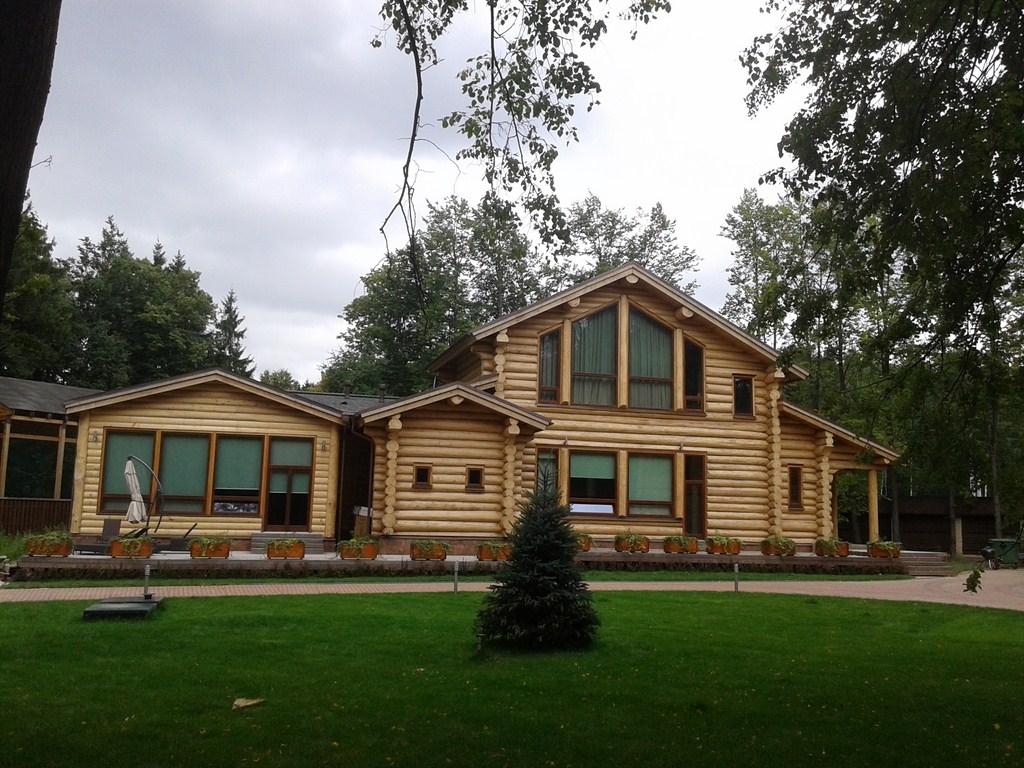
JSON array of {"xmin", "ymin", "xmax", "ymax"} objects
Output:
[{"xmin": 2, "ymin": 569, "xmax": 1022, "ymax": 612}]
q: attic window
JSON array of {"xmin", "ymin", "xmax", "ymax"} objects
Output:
[{"xmin": 413, "ymin": 465, "xmax": 432, "ymax": 489}]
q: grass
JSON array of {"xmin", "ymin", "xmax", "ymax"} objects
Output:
[{"xmin": 2, "ymin": 592, "xmax": 1021, "ymax": 767}]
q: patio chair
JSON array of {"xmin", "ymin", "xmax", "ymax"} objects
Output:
[{"xmin": 73, "ymin": 518, "xmax": 122, "ymax": 555}]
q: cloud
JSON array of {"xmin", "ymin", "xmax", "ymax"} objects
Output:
[{"xmin": 28, "ymin": 1, "xmax": 800, "ymax": 385}]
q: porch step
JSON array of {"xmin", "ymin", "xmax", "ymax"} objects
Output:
[
  {"xmin": 899, "ymin": 551, "xmax": 955, "ymax": 577},
  {"xmin": 249, "ymin": 533, "xmax": 325, "ymax": 555}
]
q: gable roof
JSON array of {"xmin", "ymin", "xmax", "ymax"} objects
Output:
[
  {"xmin": 64, "ymin": 368, "xmax": 346, "ymax": 424},
  {"xmin": 0, "ymin": 376, "xmax": 102, "ymax": 417},
  {"xmin": 359, "ymin": 382, "xmax": 550, "ymax": 432},
  {"xmin": 780, "ymin": 401, "xmax": 900, "ymax": 464},
  {"xmin": 428, "ymin": 261, "xmax": 808, "ymax": 380}
]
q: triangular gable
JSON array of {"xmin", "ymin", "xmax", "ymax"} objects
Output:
[
  {"xmin": 359, "ymin": 382, "xmax": 550, "ymax": 432},
  {"xmin": 65, "ymin": 368, "xmax": 346, "ymax": 424},
  {"xmin": 428, "ymin": 261, "xmax": 808, "ymax": 380},
  {"xmin": 780, "ymin": 401, "xmax": 899, "ymax": 464}
]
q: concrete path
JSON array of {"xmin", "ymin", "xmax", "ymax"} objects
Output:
[{"xmin": 1, "ymin": 569, "xmax": 1022, "ymax": 612}]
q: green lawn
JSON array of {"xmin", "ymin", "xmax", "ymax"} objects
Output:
[{"xmin": 2, "ymin": 592, "xmax": 1021, "ymax": 767}]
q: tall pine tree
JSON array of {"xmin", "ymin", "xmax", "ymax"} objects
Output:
[
  {"xmin": 475, "ymin": 487, "xmax": 599, "ymax": 650},
  {"xmin": 212, "ymin": 289, "xmax": 255, "ymax": 377}
]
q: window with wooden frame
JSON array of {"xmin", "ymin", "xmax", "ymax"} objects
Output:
[
  {"xmin": 537, "ymin": 449, "xmax": 559, "ymax": 495},
  {"xmin": 413, "ymin": 464, "xmax": 432, "ymax": 489},
  {"xmin": 788, "ymin": 465, "xmax": 804, "ymax": 509},
  {"xmin": 628, "ymin": 308, "xmax": 673, "ymax": 410},
  {"xmin": 538, "ymin": 330, "xmax": 561, "ymax": 402},
  {"xmin": 266, "ymin": 438, "xmax": 314, "ymax": 530},
  {"xmin": 733, "ymin": 374, "xmax": 755, "ymax": 417},
  {"xmin": 683, "ymin": 454, "xmax": 706, "ymax": 537},
  {"xmin": 101, "ymin": 430, "xmax": 271, "ymax": 518},
  {"xmin": 569, "ymin": 452, "xmax": 616, "ymax": 514},
  {"xmin": 627, "ymin": 453, "xmax": 673, "ymax": 516},
  {"xmin": 465, "ymin": 466, "xmax": 485, "ymax": 492},
  {"xmin": 683, "ymin": 339, "xmax": 705, "ymax": 412},
  {"xmin": 571, "ymin": 306, "xmax": 617, "ymax": 406},
  {"xmin": 100, "ymin": 430, "xmax": 155, "ymax": 515}
]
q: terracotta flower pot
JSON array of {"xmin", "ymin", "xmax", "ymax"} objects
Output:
[
  {"xmin": 614, "ymin": 536, "xmax": 650, "ymax": 553},
  {"xmin": 868, "ymin": 542, "xmax": 901, "ymax": 558},
  {"xmin": 814, "ymin": 541, "xmax": 850, "ymax": 557}
]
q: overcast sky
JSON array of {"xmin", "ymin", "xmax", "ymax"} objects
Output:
[{"xmin": 27, "ymin": 2, "xmax": 803, "ymax": 385}]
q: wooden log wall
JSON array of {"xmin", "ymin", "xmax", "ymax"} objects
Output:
[
  {"xmin": 71, "ymin": 384, "xmax": 339, "ymax": 540},
  {"xmin": 470, "ymin": 282, "xmax": 887, "ymax": 544},
  {"xmin": 364, "ymin": 400, "xmax": 533, "ymax": 540}
]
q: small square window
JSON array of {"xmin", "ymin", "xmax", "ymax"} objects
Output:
[
  {"xmin": 413, "ymin": 465, "xmax": 432, "ymax": 488},
  {"xmin": 466, "ymin": 466, "xmax": 484, "ymax": 492}
]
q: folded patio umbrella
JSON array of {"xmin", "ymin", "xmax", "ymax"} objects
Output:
[{"xmin": 124, "ymin": 458, "xmax": 148, "ymax": 523}]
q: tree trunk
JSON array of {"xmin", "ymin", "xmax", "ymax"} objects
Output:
[
  {"xmin": 990, "ymin": 398, "xmax": 1003, "ymax": 537},
  {"xmin": 947, "ymin": 487, "xmax": 958, "ymax": 557},
  {"xmin": 0, "ymin": 1, "xmax": 63, "ymax": 332},
  {"xmin": 888, "ymin": 465, "xmax": 900, "ymax": 543}
]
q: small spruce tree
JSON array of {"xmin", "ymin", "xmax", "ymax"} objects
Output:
[{"xmin": 475, "ymin": 486, "xmax": 599, "ymax": 650}]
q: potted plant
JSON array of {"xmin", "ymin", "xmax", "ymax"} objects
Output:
[
  {"xmin": 266, "ymin": 537, "xmax": 305, "ymax": 559},
  {"xmin": 760, "ymin": 534, "xmax": 797, "ymax": 556},
  {"xmin": 814, "ymin": 537, "xmax": 850, "ymax": 557},
  {"xmin": 24, "ymin": 529, "xmax": 74, "ymax": 557},
  {"xmin": 706, "ymin": 535, "xmax": 742, "ymax": 555},
  {"xmin": 476, "ymin": 541, "xmax": 512, "ymax": 561},
  {"xmin": 662, "ymin": 534, "xmax": 698, "ymax": 554},
  {"xmin": 410, "ymin": 540, "xmax": 451, "ymax": 560},
  {"xmin": 110, "ymin": 534, "xmax": 154, "ymax": 559},
  {"xmin": 338, "ymin": 536, "xmax": 379, "ymax": 559},
  {"xmin": 867, "ymin": 539, "xmax": 901, "ymax": 558},
  {"xmin": 614, "ymin": 533, "xmax": 650, "ymax": 553},
  {"xmin": 189, "ymin": 535, "xmax": 231, "ymax": 558},
  {"xmin": 575, "ymin": 533, "xmax": 593, "ymax": 552}
]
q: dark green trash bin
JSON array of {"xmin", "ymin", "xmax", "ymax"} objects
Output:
[{"xmin": 988, "ymin": 538, "xmax": 1019, "ymax": 566}]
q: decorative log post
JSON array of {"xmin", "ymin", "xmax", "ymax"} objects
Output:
[
  {"xmin": 501, "ymin": 418, "xmax": 520, "ymax": 533},
  {"xmin": 867, "ymin": 468, "xmax": 880, "ymax": 542},
  {"xmin": 766, "ymin": 374, "xmax": 784, "ymax": 536},
  {"xmin": 382, "ymin": 414, "xmax": 402, "ymax": 535},
  {"xmin": 816, "ymin": 432, "xmax": 834, "ymax": 538},
  {"xmin": 494, "ymin": 330, "xmax": 508, "ymax": 399}
]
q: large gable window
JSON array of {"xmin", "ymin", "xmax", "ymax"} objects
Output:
[
  {"xmin": 629, "ymin": 308, "xmax": 672, "ymax": 410},
  {"xmin": 571, "ymin": 306, "xmax": 617, "ymax": 406},
  {"xmin": 538, "ymin": 330, "xmax": 560, "ymax": 402}
]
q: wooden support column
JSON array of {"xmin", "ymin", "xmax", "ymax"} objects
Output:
[
  {"xmin": 816, "ymin": 432, "xmax": 834, "ymax": 538},
  {"xmin": 382, "ymin": 415, "xmax": 402, "ymax": 535},
  {"xmin": 500, "ymin": 418, "xmax": 520, "ymax": 534},
  {"xmin": 494, "ymin": 330, "xmax": 509, "ymax": 399},
  {"xmin": 560, "ymin": 318, "xmax": 572, "ymax": 405},
  {"xmin": 766, "ymin": 379, "xmax": 783, "ymax": 535},
  {"xmin": 617, "ymin": 295, "xmax": 629, "ymax": 409},
  {"xmin": 867, "ymin": 468, "xmax": 879, "ymax": 542},
  {"xmin": 53, "ymin": 420, "xmax": 68, "ymax": 499},
  {"xmin": 558, "ymin": 445, "xmax": 570, "ymax": 508}
]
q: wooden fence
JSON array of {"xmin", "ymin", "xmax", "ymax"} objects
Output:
[{"xmin": 0, "ymin": 498, "xmax": 72, "ymax": 534}]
